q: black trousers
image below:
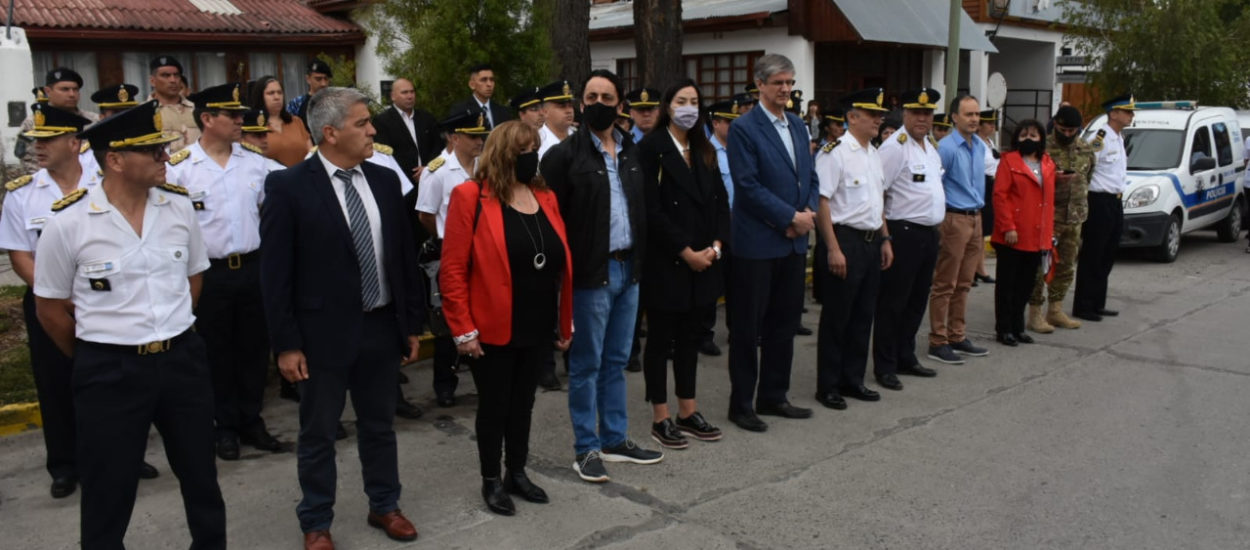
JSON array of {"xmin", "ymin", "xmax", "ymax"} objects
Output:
[
  {"xmin": 993, "ymin": 243, "xmax": 1043, "ymax": 335},
  {"xmin": 874, "ymin": 221, "xmax": 940, "ymax": 377},
  {"xmin": 699, "ymin": 253, "xmax": 733, "ymax": 343},
  {"xmin": 812, "ymin": 231, "xmax": 829, "ymax": 303},
  {"xmin": 727, "ymin": 252, "xmax": 805, "ymax": 414},
  {"xmin": 644, "ymin": 305, "xmax": 713, "ymax": 404},
  {"xmin": 982, "ymin": 175, "xmax": 996, "ymax": 237},
  {"xmin": 816, "ymin": 227, "xmax": 881, "ymax": 393},
  {"xmin": 295, "ymin": 307, "xmax": 401, "ymax": 533},
  {"xmin": 197, "ymin": 258, "xmax": 269, "ymax": 436},
  {"xmin": 432, "ymin": 334, "xmax": 458, "ymax": 395},
  {"xmin": 75, "ymin": 331, "xmax": 225, "ymax": 550},
  {"xmin": 1074, "ymin": 192, "xmax": 1123, "ymax": 314},
  {"xmin": 23, "ymin": 288, "xmax": 76, "ymax": 480},
  {"xmin": 468, "ymin": 343, "xmax": 542, "ymax": 478}
]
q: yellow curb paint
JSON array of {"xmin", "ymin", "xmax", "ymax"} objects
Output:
[{"xmin": 0, "ymin": 402, "xmax": 42, "ymax": 436}]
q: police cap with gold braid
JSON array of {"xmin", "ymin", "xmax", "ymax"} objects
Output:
[
  {"xmin": 626, "ymin": 88, "xmax": 661, "ymax": 109},
  {"xmin": 188, "ymin": 82, "xmax": 249, "ymax": 111},
  {"xmin": 932, "ymin": 113, "xmax": 953, "ymax": 128},
  {"xmin": 32, "ymin": 87, "xmax": 48, "ymax": 103},
  {"xmin": 824, "ymin": 107, "xmax": 846, "ymax": 124},
  {"xmin": 23, "ymin": 103, "xmax": 92, "ymax": 139},
  {"xmin": 510, "ymin": 86, "xmax": 542, "ymax": 112},
  {"xmin": 1102, "ymin": 93, "xmax": 1137, "ymax": 112},
  {"xmin": 241, "ymin": 109, "xmax": 271, "ymax": 133},
  {"xmin": 900, "ymin": 87, "xmax": 940, "ymax": 111},
  {"xmin": 539, "ymin": 80, "xmax": 574, "ymax": 103},
  {"xmin": 840, "ymin": 88, "xmax": 889, "ymax": 113},
  {"xmin": 440, "ymin": 109, "xmax": 491, "ymax": 136},
  {"xmin": 732, "ymin": 92, "xmax": 757, "ymax": 108},
  {"xmin": 707, "ymin": 99, "xmax": 741, "ymax": 120},
  {"xmin": 78, "ymin": 99, "xmax": 178, "ymax": 152},
  {"xmin": 91, "ymin": 83, "xmax": 140, "ymax": 109}
]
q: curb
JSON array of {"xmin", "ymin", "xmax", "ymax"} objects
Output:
[{"xmin": 0, "ymin": 402, "xmax": 42, "ymax": 436}]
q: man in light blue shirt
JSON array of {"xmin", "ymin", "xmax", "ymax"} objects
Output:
[
  {"xmin": 697, "ymin": 98, "xmax": 744, "ymax": 357},
  {"xmin": 928, "ymin": 94, "xmax": 991, "ymax": 365}
]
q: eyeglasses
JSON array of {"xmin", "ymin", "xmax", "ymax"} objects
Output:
[{"xmin": 125, "ymin": 145, "xmax": 170, "ymax": 162}]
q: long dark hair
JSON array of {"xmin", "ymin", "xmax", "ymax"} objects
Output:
[
  {"xmin": 248, "ymin": 75, "xmax": 293, "ymax": 124},
  {"xmin": 654, "ymin": 79, "xmax": 717, "ymax": 171},
  {"xmin": 1009, "ymin": 119, "xmax": 1047, "ymax": 156}
]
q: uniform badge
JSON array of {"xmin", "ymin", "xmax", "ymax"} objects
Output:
[
  {"xmin": 232, "ymin": 86, "xmax": 240, "ymax": 102},
  {"xmin": 562, "ymin": 82, "xmax": 571, "ymax": 97},
  {"xmin": 918, "ymin": 91, "xmax": 929, "ymax": 105},
  {"xmin": 876, "ymin": 91, "xmax": 884, "ymax": 107},
  {"xmin": 89, "ymin": 278, "xmax": 111, "ymax": 291},
  {"xmin": 34, "ymin": 110, "xmax": 45, "ymax": 128},
  {"xmin": 193, "ymin": 201, "xmax": 205, "ymax": 210},
  {"xmin": 640, "ymin": 89, "xmax": 650, "ymax": 102},
  {"xmin": 154, "ymin": 110, "xmax": 163, "ymax": 131},
  {"xmin": 118, "ymin": 87, "xmax": 130, "ymax": 103},
  {"xmin": 731, "ymin": 103, "xmax": 739, "ymax": 115},
  {"xmin": 912, "ymin": 173, "xmax": 925, "ymax": 182}
]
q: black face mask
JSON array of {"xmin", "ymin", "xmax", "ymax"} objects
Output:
[
  {"xmin": 582, "ymin": 102, "xmax": 619, "ymax": 132},
  {"xmin": 515, "ymin": 151, "xmax": 539, "ymax": 183},
  {"xmin": 1054, "ymin": 131, "xmax": 1074, "ymax": 146},
  {"xmin": 1017, "ymin": 138, "xmax": 1042, "ymax": 155}
]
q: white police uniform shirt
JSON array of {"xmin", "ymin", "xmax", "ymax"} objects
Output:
[
  {"xmin": 78, "ymin": 147, "xmax": 100, "ymax": 178},
  {"xmin": 878, "ymin": 131, "xmax": 946, "ymax": 226},
  {"xmin": 538, "ymin": 123, "xmax": 574, "ymax": 160},
  {"xmin": 165, "ymin": 142, "xmax": 268, "ymax": 258},
  {"xmin": 368, "ymin": 147, "xmax": 415, "ymax": 196},
  {"xmin": 981, "ymin": 135, "xmax": 999, "ymax": 177},
  {"xmin": 33, "ymin": 183, "xmax": 209, "ymax": 345},
  {"xmin": 1088, "ymin": 121, "xmax": 1129, "ymax": 194},
  {"xmin": 0, "ymin": 167, "xmax": 101, "ymax": 254},
  {"xmin": 816, "ymin": 137, "xmax": 885, "ymax": 231},
  {"xmin": 415, "ymin": 152, "xmax": 475, "ymax": 238}
]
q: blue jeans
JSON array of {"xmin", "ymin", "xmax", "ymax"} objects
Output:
[{"xmin": 568, "ymin": 257, "xmax": 639, "ymax": 455}]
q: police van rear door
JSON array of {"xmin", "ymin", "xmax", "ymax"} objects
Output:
[{"xmin": 1185, "ymin": 124, "xmax": 1223, "ymax": 227}]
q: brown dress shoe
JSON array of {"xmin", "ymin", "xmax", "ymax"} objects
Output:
[
  {"xmin": 303, "ymin": 530, "xmax": 334, "ymax": 550},
  {"xmin": 367, "ymin": 510, "xmax": 418, "ymax": 542}
]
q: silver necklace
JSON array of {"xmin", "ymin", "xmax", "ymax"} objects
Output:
[{"xmin": 511, "ymin": 203, "xmax": 546, "ymax": 270}]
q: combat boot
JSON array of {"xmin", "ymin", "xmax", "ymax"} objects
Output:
[
  {"xmin": 1047, "ymin": 302, "xmax": 1082, "ymax": 329},
  {"xmin": 1028, "ymin": 304, "xmax": 1054, "ymax": 333}
]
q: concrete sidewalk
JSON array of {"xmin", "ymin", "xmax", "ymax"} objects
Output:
[{"xmin": 1, "ymin": 236, "xmax": 1248, "ymax": 549}]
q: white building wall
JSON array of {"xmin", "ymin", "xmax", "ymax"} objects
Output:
[
  {"xmin": 355, "ymin": 21, "xmax": 395, "ymax": 98},
  {"xmin": 982, "ymin": 24, "xmax": 1066, "ymax": 120}
]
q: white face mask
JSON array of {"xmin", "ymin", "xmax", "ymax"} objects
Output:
[{"xmin": 672, "ymin": 105, "xmax": 699, "ymax": 130}]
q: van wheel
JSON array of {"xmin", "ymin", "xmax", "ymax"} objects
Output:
[
  {"xmin": 1216, "ymin": 196, "xmax": 1243, "ymax": 242},
  {"xmin": 1154, "ymin": 214, "xmax": 1181, "ymax": 263}
]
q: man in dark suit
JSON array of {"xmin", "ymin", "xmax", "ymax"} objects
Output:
[
  {"xmin": 448, "ymin": 63, "xmax": 512, "ymax": 130},
  {"xmin": 260, "ymin": 87, "xmax": 425, "ymax": 550},
  {"xmin": 371, "ymin": 78, "xmax": 441, "ymax": 183},
  {"xmin": 725, "ymin": 54, "xmax": 819, "ymax": 433}
]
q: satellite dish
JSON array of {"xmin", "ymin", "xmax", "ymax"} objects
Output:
[{"xmin": 986, "ymin": 72, "xmax": 1007, "ymax": 109}]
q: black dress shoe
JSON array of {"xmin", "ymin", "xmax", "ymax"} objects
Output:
[
  {"xmin": 240, "ymin": 425, "xmax": 288, "ymax": 452},
  {"xmin": 756, "ymin": 401, "xmax": 813, "ymax": 418},
  {"xmin": 875, "ymin": 374, "xmax": 903, "ymax": 391},
  {"xmin": 838, "ymin": 385, "xmax": 881, "ymax": 401},
  {"xmin": 996, "ymin": 333, "xmax": 1019, "ymax": 346},
  {"xmin": 336, "ymin": 422, "xmax": 349, "ymax": 440},
  {"xmin": 1013, "ymin": 332, "xmax": 1035, "ymax": 344},
  {"xmin": 728, "ymin": 410, "xmax": 768, "ymax": 432},
  {"xmin": 975, "ymin": 273, "xmax": 996, "ymax": 284},
  {"xmin": 795, "ymin": 325, "xmax": 814, "ymax": 336},
  {"xmin": 698, "ymin": 340, "xmax": 722, "ymax": 357},
  {"xmin": 481, "ymin": 478, "xmax": 516, "ymax": 516},
  {"xmin": 395, "ymin": 398, "xmax": 424, "ymax": 419},
  {"xmin": 504, "ymin": 470, "xmax": 549, "ymax": 503},
  {"xmin": 1073, "ymin": 310, "xmax": 1102, "ymax": 322},
  {"xmin": 1095, "ymin": 308, "xmax": 1119, "ymax": 317},
  {"xmin": 216, "ymin": 434, "xmax": 240, "ymax": 461},
  {"xmin": 897, "ymin": 364, "xmax": 937, "ymax": 377},
  {"xmin": 814, "ymin": 391, "xmax": 847, "ymax": 410},
  {"xmin": 436, "ymin": 392, "xmax": 456, "ymax": 408},
  {"xmin": 538, "ymin": 371, "xmax": 562, "ymax": 391},
  {"xmin": 50, "ymin": 476, "xmax": 78, "ymax": 498},
  {"xmin": 139, "ymin": 461, "xmax": 159, "ymax": 480}
]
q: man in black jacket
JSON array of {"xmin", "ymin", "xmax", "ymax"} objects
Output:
[
  {"xmin": 448, "ymin": 64, "xmax": 512, "ymax": 130},
  {"xmin": 540, "ymin": 69, "xmax": 662, "ymax": 484},
  {"xmin": 371, "ymin": 78, "xmax": 442, "ymax": 182}
]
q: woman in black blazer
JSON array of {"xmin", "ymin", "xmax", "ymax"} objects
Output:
[{"xmin": 637, "ymin": 79, "xmax": 731, "ymax": 449}]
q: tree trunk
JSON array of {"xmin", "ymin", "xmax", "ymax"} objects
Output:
[
  {"xmin": 548, "ymin": 0, "xmax": 591, "ymax": 89},
  {"xmin": 633, "ymin": 0, "xmax": 684, "ymax": 91}
]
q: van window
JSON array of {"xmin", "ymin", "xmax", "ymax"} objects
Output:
[
  {"xmin": 1122, "ymin": 129, "xmax": 1184, "ymax": 170},
  {"xmin": 1212, "ymin": 122, "xmax": 1233, "ymax": 166},
  {"xmin": 1190, "ymin": 126, "xmax": 1213, "ymax": 166}
]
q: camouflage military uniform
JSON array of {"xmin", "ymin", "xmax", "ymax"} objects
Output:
[
  {"xmin": 15, "ymin": 109, "xmax": 99, "ymax": 176},
  {"xmin": 1030, "ymin": 132, "xmax": 1094, "ymax": 306}
]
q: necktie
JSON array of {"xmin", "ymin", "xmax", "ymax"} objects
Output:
[
  {"xmin": 334, "ymin": 169, "xmax": 382, "ymax": 309},
  {"xmin": 481, "ymin": 102, "xmax": 494, "ymax": 128}
]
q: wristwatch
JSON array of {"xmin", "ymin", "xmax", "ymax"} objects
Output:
[{"xmin": 882, "ymin": 235, "xmax": 894, "ymax": 242}]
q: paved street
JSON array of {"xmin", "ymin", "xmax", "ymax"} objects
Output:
[{"xmin": 1, "ymin": 234, "xmax": 1248, "ymax": 549}]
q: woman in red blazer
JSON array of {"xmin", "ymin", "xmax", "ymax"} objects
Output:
[
  {"xmin": 440, "ymin": 121, "xmax": 574, "ymax": 516},
  {"xmin": 991, "ymin": 119, "xmax": 1056, "ymax": 346}
]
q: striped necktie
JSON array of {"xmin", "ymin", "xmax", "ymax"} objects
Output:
[{"xmin": 334, "ymin": 169, "xmax": 382, "ymax": 310}]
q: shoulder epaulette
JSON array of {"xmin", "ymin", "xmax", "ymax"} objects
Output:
[
  {"xmin": 5, "ymin": 175, "xmax": 33, "ymax": 192},
  {"xmin": 80, "ymin": 141, "xmax": 91, "ymax": 154},
  {"xmin": 51, "ymin": 188, "xmax": 87, "ymax": 211},
  {"xmin": 928, "ymin": 135, "xmax": 939, "ymax": 148},
  {"xmin": 820, "ymin": 139, "xmax": 840, "ymax": 154},
  {"xmin": 240, "ymin": 142, "xmax": 265, "ymax": 156},
  {"xmin": 427, "ymin": 156, "xmax": 446, "ymax": 172},
  {"xmin": 373, "ymin": 143, "xmax": 394, "ymax": 155},
  {"xmin": 168, "ymin": 148, "xmax": 191, "ymax": 166},
  {"xmin": 1091, "ymin": 128, "xmax": 1107, "ymax": 151},
  {"xmin": 308, "ymin": 145, "xmax": 318, "ymax": 154},
  {"xmin": 159, "ymin": 183, "xmax": 189, "ymax": 196},
  {"xmin": 896, "ymin": 132, "xmax": 908, "ymax": 144}
]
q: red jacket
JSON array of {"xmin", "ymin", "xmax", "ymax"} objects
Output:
[
  {"xmin": 440, "ymin": 180, "xmax": 574, "ymax": 346},
  {"xmin": 992, "ymin": 150, "xmax": 1055, "ymax": 252}
]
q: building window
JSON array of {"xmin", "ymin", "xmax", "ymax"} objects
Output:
[
  {"xmin": 615, "ymin": 51, "xmax": 761, "ymax": 104},
  {"xmin": 32, "ymin": 51, "xmax": 99, "ymax": 96},
  {"xmin": 617, "ymin": 59, "xmax": 638, "ymax": 93}
]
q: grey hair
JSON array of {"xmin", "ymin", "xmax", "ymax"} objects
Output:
[
  {"xmin": 753, "ymin": 54, "xmax": 795, "ymax": 83},
  {"xmin": 307, "ymin": 86, "xmax": 369, "ymax": 145}
]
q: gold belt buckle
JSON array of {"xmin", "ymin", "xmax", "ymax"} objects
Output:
[
  {"xmin": 227, "ymin": 253, "xmax": 242, "ymax": 270},
  {"xmin": 137, "ymin": 340, "xmax": 170, "ymax": 355}
]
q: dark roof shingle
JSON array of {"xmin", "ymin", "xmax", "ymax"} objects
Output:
[{"xmin": 14, "ymin": 0, "xmax": 360, "ymax": 35}]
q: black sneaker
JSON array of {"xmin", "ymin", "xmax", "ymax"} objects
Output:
[
  {"xmin": 601, "ymin": 439, "xmax": 664, "ymax": 464},
  {"xmin": 573, "ymin": 451, "xmax": 610, "ymax": 483},
  {"xmin": 950, "ymin": 339, "xmax": 989, "ymax": 357},
  {"xmin": 675, "ymin": 412, "xmax": 723, "ymax": 441},
  {"xmin": 926, "ymin": 345, "xmax": 965, "ymax": 365},
  {"xmin": 650, "ymin": 419, "xmax": 689, "ymax": 449}
]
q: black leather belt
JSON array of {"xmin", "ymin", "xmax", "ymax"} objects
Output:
[
  {"xmin": 835, "ymin": 225, "xmax": 881, "ymax": 243},
  {"xmin": 78, "ymin": 329, "xmax": 194, "ymax": 356},
  {"xmin": 1089, "ymin": 191, "xmax": 1123, "ymax": 199},
  {"xmin": 945, "ymin": 207, "xmax": 980, "ymax": 216},
  {"xmin": 609, "ymin": 249, "xmax": 632, "ymax": 261},
  {"xmin": 889, "ymin": 220, "xmax": 939, "ymax": 232},
  {"xmin": 210, "ymin": 250, "xmax": 260, "ymax": 270}
]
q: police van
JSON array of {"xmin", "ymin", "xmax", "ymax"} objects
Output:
[{"xmin": 1085, "ymin": 102, "xmax": 1244, "ymax": 262}]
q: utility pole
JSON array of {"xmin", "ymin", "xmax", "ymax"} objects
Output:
[{"xmin": 945, "ymin": 0, "xmax": 961, "ymax": 105}]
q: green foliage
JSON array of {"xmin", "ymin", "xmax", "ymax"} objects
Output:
[
  {"xmin": 1061, "ymin": 0, "xmax": 1250, "ymax": 107},
  {"xmin": 315, "ymin": 53, "xmax": 384, "ymax": 114},
  {"xmin": 360, "ymin": 0, "xmax": 555, "ymax": 117}
]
